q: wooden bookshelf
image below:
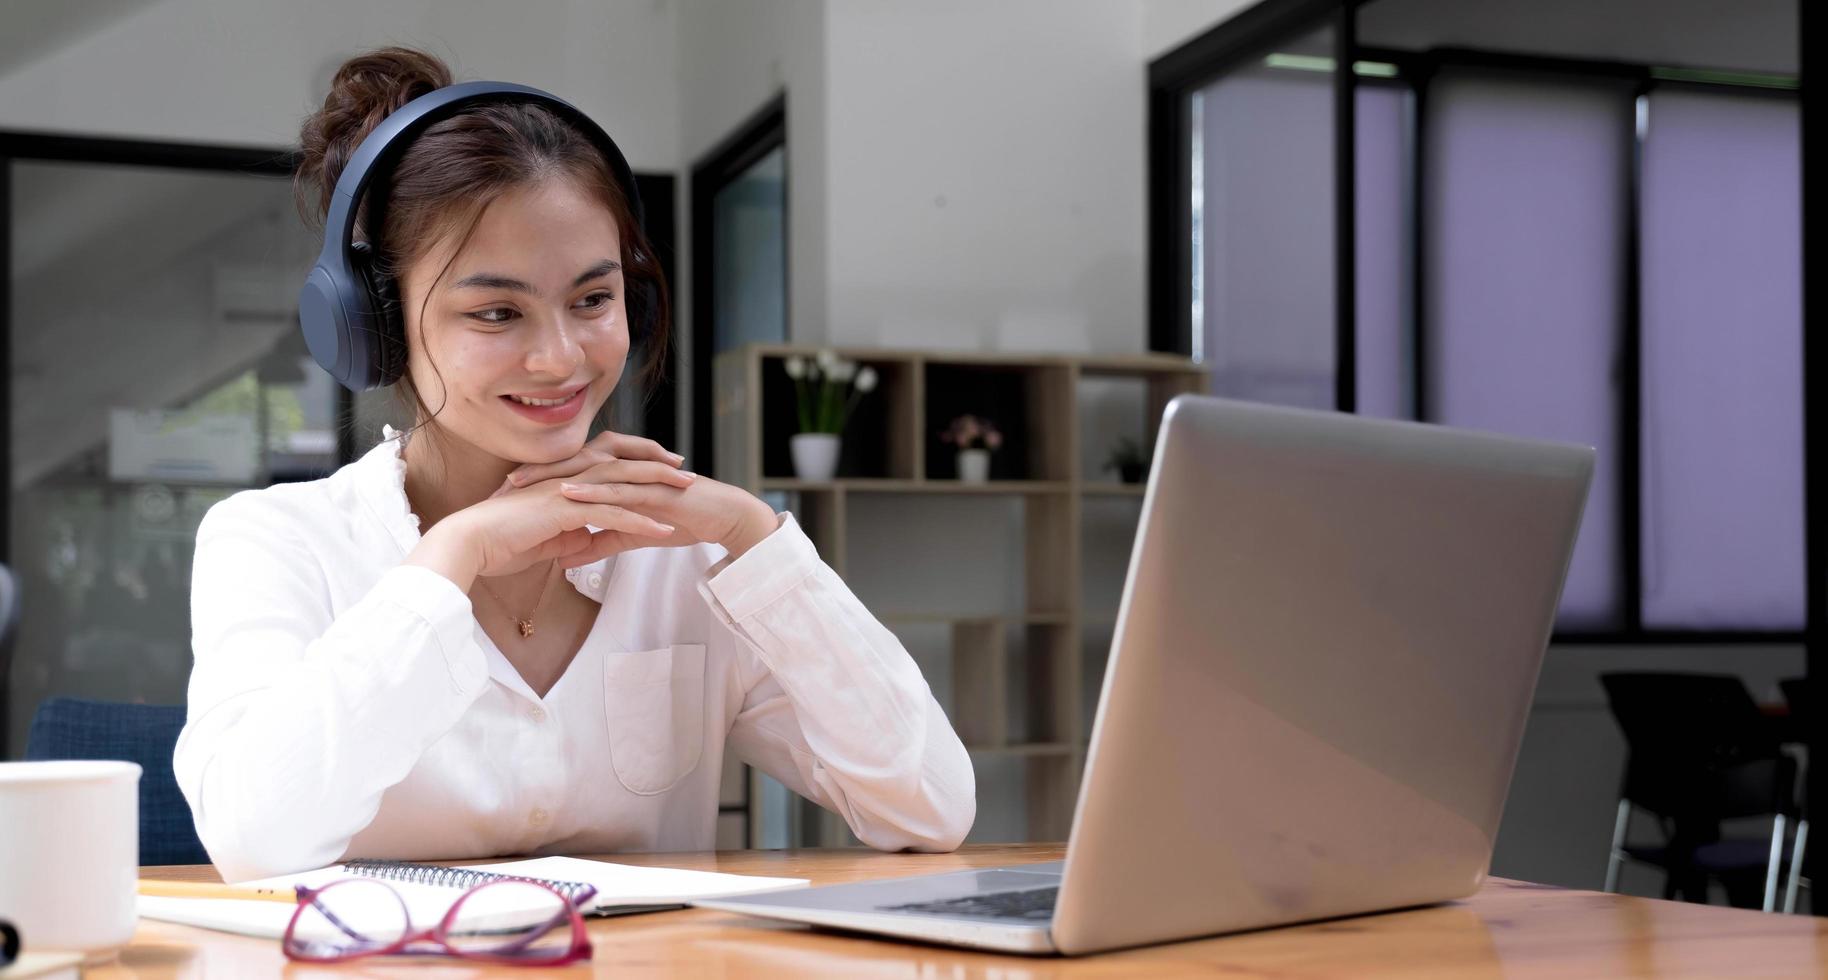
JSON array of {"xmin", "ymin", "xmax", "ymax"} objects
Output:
[{"xmin": 713, "ymin": 344, "xmax": 1205, "ymax": 845}]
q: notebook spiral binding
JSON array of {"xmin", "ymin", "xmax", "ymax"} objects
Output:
[{"xmin": 343, "ymin": 859, "xmax": 596, "ymax": 904}]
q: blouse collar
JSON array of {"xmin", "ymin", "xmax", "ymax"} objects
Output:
[{"xmin": 351, "ymin": 424, "xmax": 421, "ymax": 557}]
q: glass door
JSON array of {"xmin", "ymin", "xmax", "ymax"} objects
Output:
[{"xmin": 4, "ymin": 150, "xmax": 332, "ymax": 753}]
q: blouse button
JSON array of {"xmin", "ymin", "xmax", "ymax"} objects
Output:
[
  {"xmin": 529, "ymin": 706, "xmax": 546, "ymax": 722},
  {"xmin": 587, "ymin": 571, "xmax": 604, "ymax": 591}
]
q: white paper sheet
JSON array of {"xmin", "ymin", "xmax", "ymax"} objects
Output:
[{"xmin": 138, "ymin": 856, "xmax": 808, "ymax": 939}]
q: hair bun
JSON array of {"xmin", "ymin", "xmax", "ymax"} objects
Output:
[{"xmin": 295, "ymin": 46, "xmax": 455, "ymax": 232}]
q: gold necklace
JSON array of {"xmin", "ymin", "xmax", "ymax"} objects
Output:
[{"xmin": 478, "ymin": 560, "xmax": 557, "ymax": 638}]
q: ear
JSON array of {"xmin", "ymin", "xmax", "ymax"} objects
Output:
[{"xmin": 352, "ymin": 240, "xmax": 408, "ymax": 383}]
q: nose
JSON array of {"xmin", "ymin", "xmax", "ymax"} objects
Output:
[{"xmin": 522, "ymin": 310, "xmax": 584, "ymax": 378}]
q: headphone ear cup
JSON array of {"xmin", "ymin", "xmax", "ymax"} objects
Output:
[{"xmin": 351, "ymin": 241, "xmax": 406, "ymax": 385}]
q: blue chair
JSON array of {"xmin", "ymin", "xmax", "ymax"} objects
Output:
[{"xmin": 24, "ymin": 697, "xmax": 210, "ymax": 866}]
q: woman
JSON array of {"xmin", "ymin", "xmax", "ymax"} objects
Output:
[{"xmin": 173, "ymin": 46, "xmax": 975, "ymax": 882}]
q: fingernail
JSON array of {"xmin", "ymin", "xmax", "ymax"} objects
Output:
[
  {"xmin": 560, "ymin": 482, "xmax": 582, "ymax": 492},
  {"xmin": 680, "ymin": 471, "xmax": 697, "ymax": 482},
  {"xmin": 657, "ymin": 523, "xmax": 675, "ymax": 533},
  {"xmin": 669, "ymin": 452, "xmax": 685, "ymax": 464},
  {"xmin": 509, "ymin": 473, "xmax": 525, "ymax": 485}
]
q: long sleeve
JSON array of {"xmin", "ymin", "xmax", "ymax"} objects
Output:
[
  {"xmin": 173, "ymin": 494, "xmax": 491, "ymax": 882},
  {"xmin": 698, "ymin": 513, "xmax": 976, "ymax": 851}
]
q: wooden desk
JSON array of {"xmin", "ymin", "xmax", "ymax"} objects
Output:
[{"xmin": 114, "ymin": 845, "xmax": 1828, "ymax": 977}]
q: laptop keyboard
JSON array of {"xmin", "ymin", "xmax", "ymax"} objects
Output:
[{"xmin": 881, "ymin": 886, "xmax": 1059, "ymax": 921}]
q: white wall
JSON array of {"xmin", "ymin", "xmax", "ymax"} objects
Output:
[
  {"xmin": 1144, "ymin": 0, "xmax": 1261, "ymax": 58},
  {"xmin": 0, "ymin": 0, "xmax": 680, "ymax": 169},
  {"xmin": 819, "ymin": 0, "xmax": 1146, "ymax": 354}
]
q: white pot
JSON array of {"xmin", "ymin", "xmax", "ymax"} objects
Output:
[
  {"xmin": 957, "ymin": 448, "xmax": 991, "ymax": 483},
  {"xmin": 0, "ymin": 761, "xmax": 141, "ymax": 956},
  {"xmin": 790, "ymin": 433, "xmax": 842, "ymax": 481}
]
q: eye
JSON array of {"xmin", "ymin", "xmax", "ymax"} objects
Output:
[
  {"xmin": 575, "ymin": 290, "xmax": 616, "ymax": 312},
  {"xmin": 468, "ymin": 308, "xmax": 518, "ymax": 325}
]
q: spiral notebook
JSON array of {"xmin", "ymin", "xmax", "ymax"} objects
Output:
[{"xmin": 136, "ymin": 855, "xmax": 808, "ymax": 939}]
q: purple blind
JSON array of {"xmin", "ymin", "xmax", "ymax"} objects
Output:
[
  {"xmin": 1196, "ymin": 61, "xmax": 1335, "ymax": 409},
  {"xmin": 1424, "ymin": 70, "xmax": 1631, "ymax": 629},
  {"xmin": 1355, "ymin": 82, "xmax": 1410, "ymax": 419},
  {"xmin": 1639, "ymin": 89, "xmax": 1803, "ymax": 629}
]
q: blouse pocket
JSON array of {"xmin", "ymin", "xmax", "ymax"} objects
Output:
[{"xmin": 603, "ymin": 643, "xmax": 707, "ymax": 795}]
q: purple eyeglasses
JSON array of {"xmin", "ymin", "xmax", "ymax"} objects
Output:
[{"xmin": 281, "ymin": 877, "xmax": 597, "ymax": 966}]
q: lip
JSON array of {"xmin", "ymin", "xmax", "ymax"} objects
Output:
[{"xmin": 500, "ymin": 384, "xmax": 589, "ymax": 425}]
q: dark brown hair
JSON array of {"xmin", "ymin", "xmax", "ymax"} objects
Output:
[{"xmin": 293, "ymin": 46, "xmax": 669, "ymax": 426}]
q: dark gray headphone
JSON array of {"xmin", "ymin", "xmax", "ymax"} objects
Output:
[{"xmin": 297, "ymin": 80, "xmax": 648, "ymax": 392}]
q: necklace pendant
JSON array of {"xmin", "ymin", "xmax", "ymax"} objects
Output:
[{"xmin": 517, "ymin": 619, "xmax": 535, "ymax": 638}]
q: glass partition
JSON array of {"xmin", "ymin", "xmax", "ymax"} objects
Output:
[{"xmin": 5, "ymin": 158, "xmax": 326, "ymax": 753}]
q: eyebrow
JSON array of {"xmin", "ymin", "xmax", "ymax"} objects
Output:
[{"xmin": 452, "ymin": 259, "xmax": 622, "ymax": 294}]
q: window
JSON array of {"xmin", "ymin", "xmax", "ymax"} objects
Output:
[
  {"xmin": 1151, "ymin": 2, "xmax": 1806, "ymax": 639},
  {"xmin": 3, "ymin": 146, "xmax": 330, "ymax": 753}
]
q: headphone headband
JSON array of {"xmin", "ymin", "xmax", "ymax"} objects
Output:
[{"xmin": 299, "ymin": 80, "xmax": 646, "ymax": 392}]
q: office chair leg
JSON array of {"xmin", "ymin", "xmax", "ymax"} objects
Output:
[
  {"xmin": 1784, "ymin": 820, "xmax": 1809, "ymax": 914},
  {"xmin": 1763, "ymin": 813, "xmax": 1788, "ymax": 912},
  {"xmin": 1604, "ymin": 799, "xmax": 1631, "ymax": 893}
]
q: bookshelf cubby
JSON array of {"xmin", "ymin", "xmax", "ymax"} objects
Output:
[{"xmin": 714, "ymin": 344, "xmax": 1205, "ymax": 845}]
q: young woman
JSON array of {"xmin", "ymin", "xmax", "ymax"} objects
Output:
[{"xmin": 173, "ymin": 47, "xmax": 975, "ymax": 882}]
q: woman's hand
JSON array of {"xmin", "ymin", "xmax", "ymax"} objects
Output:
[
  {"xmin": 505, "ymin": 431, "xmax": 779, "ymax": 567},
  {"xmin": 405, "ymin": 432, "xmax": 692, "ymax": 588}
]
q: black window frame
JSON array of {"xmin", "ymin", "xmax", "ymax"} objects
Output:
[{"xmin": 682, "ymin": 93, "xmax": 787, "ymax": 477}]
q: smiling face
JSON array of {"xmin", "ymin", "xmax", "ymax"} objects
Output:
[{"xmin": 398, "ymin": 177, "xmax": 630, "ymax": 466}]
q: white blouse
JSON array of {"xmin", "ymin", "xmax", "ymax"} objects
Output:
[{"xmin": 173, "ymin": 429, "xmax": 976, "ymax": 882}]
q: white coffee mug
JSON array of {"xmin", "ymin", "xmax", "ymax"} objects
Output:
[{"xmin": 0, "ymin": 760, "xmax": 141, "ymax": 956}]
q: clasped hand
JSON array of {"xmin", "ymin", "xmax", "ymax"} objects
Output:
[{"xmin": 421, "ymin": 432, "xmax": 778, "ymax": 582}]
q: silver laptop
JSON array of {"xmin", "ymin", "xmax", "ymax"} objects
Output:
[{"xmin": 695, "ymin": 395, "xmax": 1594, "ymax": 955}]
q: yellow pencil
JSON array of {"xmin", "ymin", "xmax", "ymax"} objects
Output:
[{"xmin": 136, "ymin": 880, "xmax": 298, "ymax": 904}]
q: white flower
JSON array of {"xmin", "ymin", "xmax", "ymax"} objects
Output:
[
  {"xmin": 816, "ymin": 348, "xmax": 840, "ymax": 373},
  {"xmin": 855, "ymin": 366, "xmax": 879, "ymax": 393},
  {"xmin": 784, "ymin": 355, "xmax": 807, "ymax": 380},
  {"xmin": 830, "ymin": 360, "xmax": 857, "ymax": 383}
]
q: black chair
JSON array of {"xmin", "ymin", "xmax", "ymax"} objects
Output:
[
  {"xmin": 1778, "ymin": 676, "xmax": 1813, "ymax": 912},
  {"xmin": 24, "ymin": 697, "xmax": 210, "ymax": 866},
  {"xmin": 1600, "ymin": 672, "xmax": 1806, "ymax": 911},
  {"xmin": 1779, "ymin": 677, "xmax": 1809, "ymax": 736}
]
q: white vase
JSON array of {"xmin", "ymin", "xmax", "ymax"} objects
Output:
[
  {"xmin": 790, "ymin": 433, "xmax": 841, "ymax": 481},
  {"xmin": 957, "ymin": 448, "xmax": 991, "ymax": 483}
]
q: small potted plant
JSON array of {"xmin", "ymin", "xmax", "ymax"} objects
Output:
[
  {"xmin": 1103, "ymin": 436, "xmax": 1149, "ymax": 484},
  {"xmin": 941, "ymin": 414, "xmax": 1002, "ymax": 483},
  {"xmin": 784, "ymin": 350, "xmax": 878, "ymax": 481}
]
